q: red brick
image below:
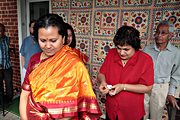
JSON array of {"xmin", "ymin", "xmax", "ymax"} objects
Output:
[
  {"xmin": 0, "ymin": 0, "xmax": 20, "ymax": 94},
  {"xmin": 1, "ymin": 6, "xmax": 7, "ymax": 10},
  {"xmin": 3, "ymin": 3, "xmax": 9, "ymax": 6}
]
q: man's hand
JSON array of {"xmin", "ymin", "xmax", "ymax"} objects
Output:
[{"xmin": 167, "ymin": 95, "xmax": 180, "ymax": 110}]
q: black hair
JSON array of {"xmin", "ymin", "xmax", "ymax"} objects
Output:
[
  {"xmin": 33, "ymin": 13, "xmax": 67, "ymax": 44},
  {"xmin": 65, "ymin": 23, "xmax": 76, "ymax": 48},
  {"xmin": 0, "ymin": 23, "xmax": 5, "ymax": 32},
  {"xmin": 113, "ymin": 26, "xmax": 141, "ymax": 51}
]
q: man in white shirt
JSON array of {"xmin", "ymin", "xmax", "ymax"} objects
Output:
[{"xmin": 143, "ymin": 20, "xmax": 180, "ymax": 120}]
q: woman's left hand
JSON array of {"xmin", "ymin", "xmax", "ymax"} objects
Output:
[{"xmin": 109, "ymin": 84, "xmax": 124, "ymax": 96}]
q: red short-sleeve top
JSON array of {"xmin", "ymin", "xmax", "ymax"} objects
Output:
[{"xmin": 99, "ymin": 48, "xmax": 154, "ymax": 119}]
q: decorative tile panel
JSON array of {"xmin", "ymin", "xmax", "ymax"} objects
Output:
[
  {"xmin": 94, "ymin": 10, "xmax": 119, "ymax": 37},
  {"xmin": 123, "ymin": 0, "xmax": 152, "ymax": 6},
  {"xmin": 54, "ymin": 11, "xmax": 69, "ymax": 22},
  {"xmin": 70, "ymin": 0, "xmax": 92, "ymax": 9},
  {"xmin": 121, "ymin": 10, "xmax": 150, "ymax": 39},
  {"xmin": 95, "ymin": 88, "xmax": 106, "ymax": 118},
  {"xmin": 70, "ymin": 11, "xmax": 92, "ymax": 36},
  {"xmin": 90, "ymin": 64, "xmax": 101, "ymax": 90},
  {"xmin": 95, "ymin": 0, "xmax": 119, "ymax": 7},
  {"xmin": 92, "ymin": 39, "xmax": 114, "ymax": 64},
  {"xmin": 152, "ymin": 9, "xmax": 180, "ymax": 40},
  {"xmin": 52, "ymin": 0, "xmax": 69, "ymax": 9},
  {"xmin": 76, "ymin": 37, "xmax": 91, "ymax": 60},
  {"xmin": 91, "ymin": 64, "xmax": 106, "ymax": 119},
  {"xmin": 155, "ymin": 0, "xmax": 180, "ymax": 6}
]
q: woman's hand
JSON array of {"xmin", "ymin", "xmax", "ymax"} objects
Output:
[
  {"xmin": 99, "ymin": 82, "xmax": 109, "ymax": 95},
  {"xmin": 98, "ymin": 73, "xmax": 109, "ymax": 95},
  {"xmin": 109, "ymin": 84, "xmax": 124, "ymax": 96}
]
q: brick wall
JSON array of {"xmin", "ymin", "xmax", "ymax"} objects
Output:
[{"xmin": 0, "ymin": 0, "xmax": 21, "ymax": 95}]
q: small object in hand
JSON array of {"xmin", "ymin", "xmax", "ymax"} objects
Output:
[
  {"xmin": 109, "ymin": 91, "xmax": 115, "ymax": 96},
  {"xmin": 107, "ymin": 85, "xmax": 112, "ymax": 90}
]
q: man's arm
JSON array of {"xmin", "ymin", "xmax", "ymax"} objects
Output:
[
  {"xmin": 168, "ymin": 52, "xmax": 180, "ymax": 109},
  {"xmin": 21, "ymin": 55, "xmax": 25, "ymax": 68},
  {"xmin": 20, "ymin": 39, "xmax": 26, "ymax": 68}
]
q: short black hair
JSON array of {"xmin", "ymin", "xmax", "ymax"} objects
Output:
[
  {"xmin": 33, "ymin": 13, "xmax": 67, "ymax": 44},
  {"xmin": 65, "ymin": 23, "xmax": 76, "ymax": 48},
  {"xmin": 0, "ymin": 23, "xmax": 5, "ymax": 32},
  {"xmin": 113, "ymin": 26, "xmax": 141, "ymax": 51}
]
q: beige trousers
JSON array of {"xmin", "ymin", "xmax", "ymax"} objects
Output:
[{"xmin": 144, "ymin": 83, "xmax": 169, "ymax": 120}]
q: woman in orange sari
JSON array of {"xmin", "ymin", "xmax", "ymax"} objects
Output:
[
  {"xmin": 65, "ymin": 23, "xmax": 88, "ymax": 64},
  {"xmin": 19, "ymin": 14, "xmax": 101, "ymax": 120}
]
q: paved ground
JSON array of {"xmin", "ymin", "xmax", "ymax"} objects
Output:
[{"xmin": 0, "ymin": 110, "xmax": 19, "ymax": 120}]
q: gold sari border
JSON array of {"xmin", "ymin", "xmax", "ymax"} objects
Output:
[
  {"xmin": 28, "ymin": 93, "xmax": 102, "ymax": 119},
  {"xmin": 37, "ymin": 97, "xmax": 101, "ymax": 116}
]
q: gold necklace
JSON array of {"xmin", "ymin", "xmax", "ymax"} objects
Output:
[
  {"xmin": 34, "ymin": 52, "xmax": 48, "ymax": 69},
  {"xmin": 40, "ymin": 52, "xmax": 48, "ymax": 60}
]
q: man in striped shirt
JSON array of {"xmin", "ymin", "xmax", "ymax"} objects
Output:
[{"xmin": 0, "ymin": 23, "xmax": 13, "ymax": 105}]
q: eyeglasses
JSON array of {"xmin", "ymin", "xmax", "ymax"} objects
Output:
[{"xmin": 155, "ymin": 31, "xmax": 169, "ymax": 36}]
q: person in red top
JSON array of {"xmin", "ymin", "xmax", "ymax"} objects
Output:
[
  {"xmin": 65, "ymin": 23, "xmax": 88, "ymax": 64},
  {"xmin": 98, "ymin": 26, "xmax": 154, "ymax": 120}
]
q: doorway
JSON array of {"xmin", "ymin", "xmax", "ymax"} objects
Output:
[
  {"xmin": 26, "ymin": 0, "xmax": 50, "ymax": 36},
  {"xmin": 17, "ymin": 0, "xmax": 51, "ymax": 83},
  {"xmin": 29, "ymin": 1, "xmax": 49, "ymax": 22}
]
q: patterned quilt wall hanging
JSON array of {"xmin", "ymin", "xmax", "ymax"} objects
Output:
[{"xmin": 51, "ymin": 0, "xmax": 180, "ymax": 118}]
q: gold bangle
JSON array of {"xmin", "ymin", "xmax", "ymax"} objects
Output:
[{"xmin": 123, "ymin": 84, "xmax": 126, "ymax": 91}]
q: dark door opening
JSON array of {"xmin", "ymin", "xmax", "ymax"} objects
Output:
[{"xmin": 30, "ymin": 1, "xmax": 49, "ymax": 21}]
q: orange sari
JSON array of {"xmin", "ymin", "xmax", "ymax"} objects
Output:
[
  {"xmin": 26, "ymin": 46, "xmax": 101, "ymax": 119},
  {"xmin": 72, "ymin": 48, "xmax": 89, "ymax": 64}
]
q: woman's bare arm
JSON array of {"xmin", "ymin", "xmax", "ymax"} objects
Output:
[{"xmin": 19, "ymin": 89, "xmax": 30, "ymax": 120}]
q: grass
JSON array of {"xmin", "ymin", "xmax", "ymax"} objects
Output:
[{"xmin": 5, "ymin": 96, "xmax": 20, "ymax": 116}]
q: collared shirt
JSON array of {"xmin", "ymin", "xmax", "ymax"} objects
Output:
[
  {"xmin": 20, "ymin": 35, "xmax": 42, "ymax": 69},
  {"xmin": 143, "ymin": 42, "xmax": 180, "ymax": 95},
  {"xmin": 0, "ymin": 36, "xmax": 11, "ymax": 69},
  {"xmin": 99, "ymin": 48, "xmax": 154, "ymax": 119}
]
